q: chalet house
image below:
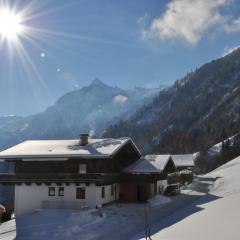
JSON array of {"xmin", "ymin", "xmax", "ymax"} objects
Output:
[
  {"xmin": 0, "ymin": 135, "xmax": 176, "ymax": 216},
  {"xmin": 171, "ymin": 154, "xmax": 195, "ymax": 171}
]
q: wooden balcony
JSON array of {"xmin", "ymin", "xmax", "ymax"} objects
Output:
[{"xmin": 0, "ymin": 173, "xmax": 120, "ymax": 185}]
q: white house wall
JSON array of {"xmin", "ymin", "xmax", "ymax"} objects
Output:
[
  {"xmin": 149, "ymin": 183, "xmax": 154, "ymax": 197},
  {"xmin": 95, "ymin": 184, "xmax": 120, "ymax": 206},
  {"xmin": 15, "ymin": 183, "xmax": 119, "ymax": 216},
  {"xmin": 15, "ymin": 184, "xmax": 47, "ymax": 216},
  {"xmin": 157, "ymin": 180, "xmax": 168, "ymax": 194}
]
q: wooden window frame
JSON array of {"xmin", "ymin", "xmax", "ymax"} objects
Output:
[
  {"xmin": 101, "ymin": 186, "xmax": 105, "ymax": 198},
  {"xmin": 48, "ymin": 187, "xmax": 55, "ymax": 196},
  {"xmin": 111, "ymin": 185, "xmax": 114, "ymax": 196},
  {"xmin": 79, "ymin": 164, "xmax": 87, "ymax": 174},
  {"xmin": 58, "ymin": 187, "xmax": 64, "ymax": 196},
  {"xmin": 76, "ymin": 187, "xmax": 85, "ymax": 199}
]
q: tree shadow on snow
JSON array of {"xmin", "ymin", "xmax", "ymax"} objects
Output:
[{"xmin": 135, "ymin": 193, "xmax": 222, "ymax": 239}]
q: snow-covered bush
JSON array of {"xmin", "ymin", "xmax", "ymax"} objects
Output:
[{"xmin": 168, "ymin": 170, "xmax": 193, "ymax": 185}]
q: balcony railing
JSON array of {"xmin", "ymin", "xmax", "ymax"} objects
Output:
[{"xmin": 0, "ymin": 173, "xmax": 120, "ymax": 184}]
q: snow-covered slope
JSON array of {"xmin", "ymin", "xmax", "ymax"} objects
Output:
[
  {"xmin": 207, "ymin": 135, "xmax": 235, "ymax": 157},
  {"xmin": 134, "ymin": 156, "xmax": 240, "ymax": 240}
]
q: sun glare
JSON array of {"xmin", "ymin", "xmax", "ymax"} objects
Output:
[{"xmin": 0, "ymin": 8, "xmax": 23, "ymax": 41}]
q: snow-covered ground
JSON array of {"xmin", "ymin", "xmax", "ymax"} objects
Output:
[
  {"xmin": 148, "ymin": 195, "xmax": 171, "ymax": 207},
  {"xmin": 133, "ymin": 156, "xmax": 240, "ymax": 240},
  {"xmin": 0, "ymin": 194, "xmax": 175, "ymax": 240}
]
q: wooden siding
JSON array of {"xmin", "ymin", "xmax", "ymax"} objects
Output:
[
  {"xmin": 15, "ymin": 159, "xmax": 114, "ymax": 174},
  {"xmin": 0, "ymin": 173, "xmax": 120, "ymax": 185},
  {"xmin": 161, "ymin": 158, "xmax": 176, "ymax": 178},
  {"xmin": 120, "ymin": 183, "xmax": 150, "ymax": 202},
  {"xmin": 111, "ymin": 141, "xmax": 141, "ymax": 171}
]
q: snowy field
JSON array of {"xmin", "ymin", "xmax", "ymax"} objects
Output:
[
  {"xmin": 133, "ymin": 156, "xmax": 240, "ymax": 240},
  {"xmin": 0, "ymin": 194, "xmax": 176, "ymax": 240}
]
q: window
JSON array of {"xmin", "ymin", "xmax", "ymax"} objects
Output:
[
  {"xmin": 48, "ymin": 187, "xmax": 55, "ymax": 196},
  {"xmin": 111, "ymin": 185, "xmax": 114, "ymax": 196},
  {"xmin": 58, "ymin": 187, "xmax": 64, "ymax": 196},
  {"xmin": 79, "ymin": 164, "xmax": 87, "ymax": 174},
  {"xmin": 154, "ymin": 183, "xmax": 157, "ymax": 195},
  {"xmin": 76, "ymin": 187, "xmax": 85, "ymax": 199},
  {"xmin": 101, "ymin": 186, "xmax": 105, "ymax": 198}
]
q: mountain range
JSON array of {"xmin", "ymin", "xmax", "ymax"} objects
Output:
[
  {"xmin": 2, "ymin": 48, "xmax": 240, "ymax": 158},
  {"xmin": 0, "ymin": 79, "xmax": 161, "ymax": 150},
  {"xmin": 103, "ymin": 48, "xmax": 240, "ymax": 154}
]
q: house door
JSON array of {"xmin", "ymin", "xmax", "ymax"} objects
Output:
[
  {"xmin": 154, "ymin": 182, "xmax": 157, "ymax": 195},
  {"xmin": 137, "ymin": 185, "xmax": 141, "ymax": 201},
  {"xmin": 120, "ymin": 183, "xmax": 150, "ymax": 202},
  {"xmin": 137, "ymin": 184, "xmax": 149, "ymax": 202}
]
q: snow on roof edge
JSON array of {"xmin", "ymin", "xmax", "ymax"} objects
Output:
[
  {"xmin": 0, "ymin": 137, "xmax": 135, "ymax": 160},
  {"xmin": 124, "ymin": 154, "xmax": 172, "ymax": 174}
]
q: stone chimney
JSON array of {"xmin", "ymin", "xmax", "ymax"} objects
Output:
[{"xmin": 79, "ymin": 134, "xmax": 89, "ymax": 146}]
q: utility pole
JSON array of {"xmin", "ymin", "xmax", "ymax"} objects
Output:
[{"xmin": 144, "ymin": 201, "xmax": 151, "ymax": 239}]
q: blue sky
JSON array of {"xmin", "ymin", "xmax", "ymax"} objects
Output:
[{"xmin": 1, "ymin": 0, "xmax": 240, "ymax": 116}]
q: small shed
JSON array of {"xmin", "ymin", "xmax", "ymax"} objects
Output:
[{"xmin": 120, "ymin": 155, "xmax": 176, "ymax": 202}]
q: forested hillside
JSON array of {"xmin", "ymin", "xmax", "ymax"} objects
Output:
[{"xmin": 103, "ymin": 49, "xmax": 240, "ymax": 155}]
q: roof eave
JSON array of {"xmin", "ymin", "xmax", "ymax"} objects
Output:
[{"xmin": 0, "ymin": 154, "xmax": 111, "ymax": 161}]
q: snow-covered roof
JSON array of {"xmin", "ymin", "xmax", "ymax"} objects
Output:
[
  {"xmin": 208, "ymin": 142, "xmax": 222, "ymax": 156},
  {"xmin": 0, "ymin": 138, "xmax": 136, "ymax": 160},
  {"xmin": 124, "ymin": 155, "xmax": 173, "ymax": 173},
  {"xmin": 208, "ymin": 136, "xmax": 235, "ymax": 157},
  {"xmin": 171, "ymin": 154, "xmax": 195, "ymax": 167}
]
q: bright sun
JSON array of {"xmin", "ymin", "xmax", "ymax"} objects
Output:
[{"xmin": 0, "ymin": 8, "xmax": 23, "ymax": 41}]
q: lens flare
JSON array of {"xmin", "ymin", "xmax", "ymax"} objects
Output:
[
  {"xmin": 0, "ymin": 1, "xmax": 124, "ymax": 108},
  {"xmin": 0, "ymin": 8, "xmax": 24, "ymax": 41}
]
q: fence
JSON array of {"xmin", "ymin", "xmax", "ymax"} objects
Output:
[{"xmin": 41, "ymin": 200, "xmax": 88, "ymax": 210}]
